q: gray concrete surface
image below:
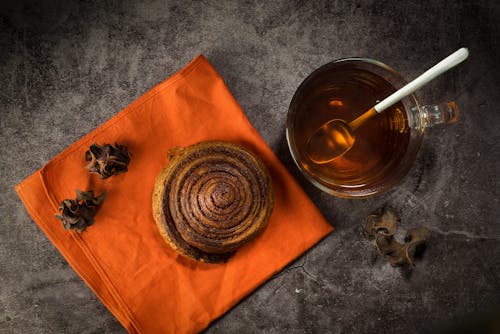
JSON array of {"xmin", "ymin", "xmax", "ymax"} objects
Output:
[{"xmin": 1, "ymin": 0, "xmax": 499, "ymax": 333}]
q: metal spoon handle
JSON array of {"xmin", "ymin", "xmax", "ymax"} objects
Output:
[{"xmin": 374, "ymin": 48, "xmax": 469, "ymax": 113}]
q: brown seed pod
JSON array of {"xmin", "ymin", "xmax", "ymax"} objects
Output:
[
  {"xmin": 85, "ymin": 143, "xmax": 131, "ymax": 179},
  {"xmin": 363, "ymin": 207, "xmax": 431, "ymax": 268},
  {"xmin": 55, "ymin": 190, "xmax": 106, "ymax": 233},
  {"xmin": 363, "ymin": 206, "xmax": 399, "ymax": 239}
]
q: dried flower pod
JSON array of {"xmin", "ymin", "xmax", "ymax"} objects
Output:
[
  {"xmin": 363, "ymin": 206, "xmax": 399, "ymax": 239},
  {"xmin": 85, "ymin": 143, "xmax": 131, "ymax": 179},
  {"xmin": 55, "ymin": 190, "xmax": 106, "ymax": 233},
  {"xmin": 363, "ymin": 207, "xmax": 431, "ymax": 269},
  {"xmin": 375, "ymin": 234, "xmax": 407, "ymax": 266},
  {"xmin": 403, "ymin": 227, "xmax": 431, "ymax": 266}
]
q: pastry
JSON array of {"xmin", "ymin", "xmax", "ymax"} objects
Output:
[{"xmin": 152, "ymin": 141, "xmax": 274, "ymax": 263}]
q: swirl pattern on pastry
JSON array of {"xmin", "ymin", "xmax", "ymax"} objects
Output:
[{"xmin": 152, "ymin": 141, "xmax": 274, "ymax": 263}]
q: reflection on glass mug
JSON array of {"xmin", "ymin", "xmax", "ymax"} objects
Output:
[{"xmin": 286, "ymin": 56, "xmax": 465, "ymax": 198}]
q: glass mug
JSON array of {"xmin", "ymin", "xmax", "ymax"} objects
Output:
[{"xmin": 286, "ymin": 58, "xmax": 458, "ymax": 198}]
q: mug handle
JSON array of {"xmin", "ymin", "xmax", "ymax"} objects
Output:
[{"xmin": 414, "ymin": 101, "xmax": 459, "ymax": 128}]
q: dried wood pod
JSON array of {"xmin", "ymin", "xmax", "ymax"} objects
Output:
[
  {"xmin": 363, "ymin": 206, "xmax": 399, "ymax": 239},
  {"xmin": 403, "ymin": 227, "xmax": 431, "ymax": 266},
  {"xmin": 55, "ymin": 190, "xmax": 106, "ymax": 233},
  {"xmin": 152, "ymin": 141, "xmax": 274, "ymax": 263},
  {"xmin": 363, "ymin": 207, "xmax": 431, "ymax": 268},
  {"xmin": 85, "ymin": 143, "xmax": 131, "ymax": 179},
  {"xmin": 375, "ymin": 234, "xmax": 407, "ymax": 266}
]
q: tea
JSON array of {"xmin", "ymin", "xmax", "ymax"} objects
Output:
[{"xmin": 288, "ymin": 62, "xmax": 410, "ymax": 194}]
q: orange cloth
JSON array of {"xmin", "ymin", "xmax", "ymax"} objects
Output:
[{"xmin": 15, "ymin": 55, "xmax": 333, "ymax": 333}]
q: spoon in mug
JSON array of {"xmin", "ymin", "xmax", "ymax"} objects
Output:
[{"xmin": 306, "ymin": 48, "xmax": 469, "ymax": 164}]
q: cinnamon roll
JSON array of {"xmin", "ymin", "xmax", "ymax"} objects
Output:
[{"xmin": 152, "ymin": 141, "xmax": 274, "ymax": 263}]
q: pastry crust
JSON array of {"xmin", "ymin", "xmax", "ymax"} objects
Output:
[{"xmin": 152, "ymin": 141, "xmax": 274, "ymax": 263}]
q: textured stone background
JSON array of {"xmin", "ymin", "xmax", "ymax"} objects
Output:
[{"xmin": 1, "ymin": 0, "xmax": 499, "ymax": 333}]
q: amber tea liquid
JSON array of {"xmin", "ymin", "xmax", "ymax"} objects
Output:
[{"xmin": 290, "ymin": 62, "xmax": 410, "ymax": 193}]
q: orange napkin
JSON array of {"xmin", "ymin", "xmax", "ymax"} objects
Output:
[{"xmin": 15, "ymin": 55, "xmax": 333, "ymax": 333}]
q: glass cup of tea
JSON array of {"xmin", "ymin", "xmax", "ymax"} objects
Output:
[{"xmin": 286, "ymin": 58, "xmax": 459, "ymax": 198}]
